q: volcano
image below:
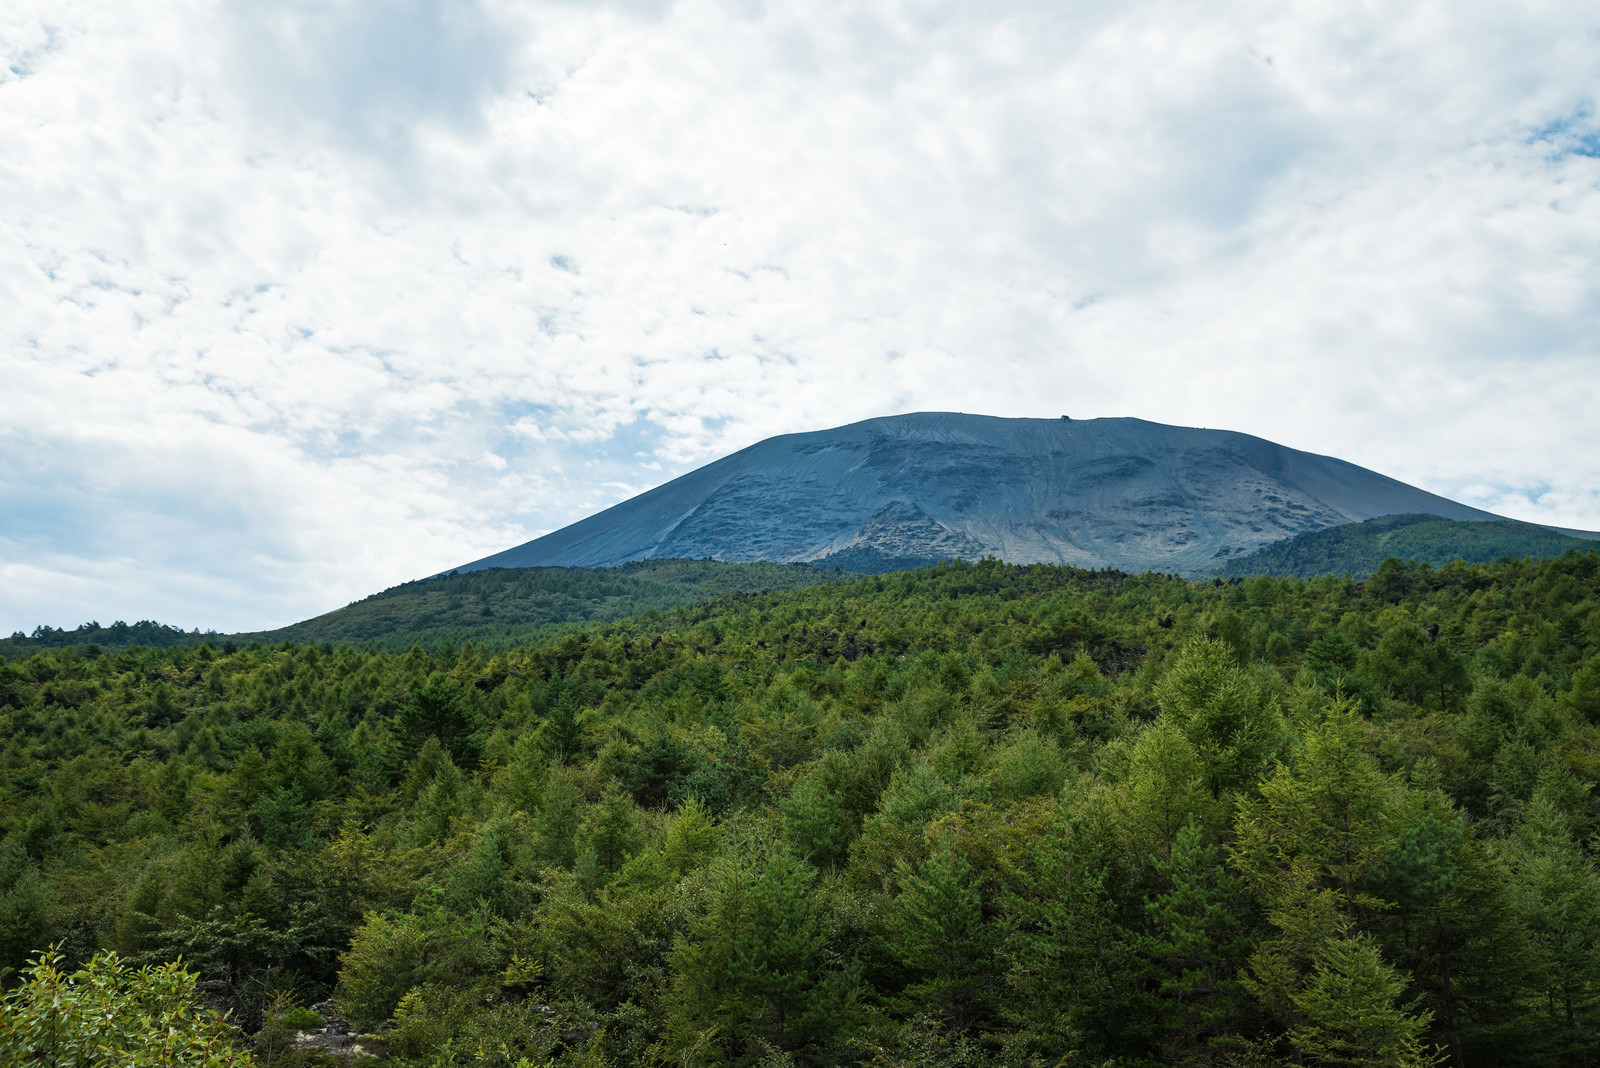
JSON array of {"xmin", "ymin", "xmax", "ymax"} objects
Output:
[{"xmin": 451, "ymin": 413, "xmax": 1506, "ymax": 577}]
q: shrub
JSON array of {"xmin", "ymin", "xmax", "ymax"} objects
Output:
[{"xmin": 0, "ymin": 947, "xmax": 252, "ymax": 1066}]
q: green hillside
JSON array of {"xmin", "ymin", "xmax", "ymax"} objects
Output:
[
  {"xmin": 3, "ymin": 552, "xmax": 1600, "ymax": 1065},
  {"xmin": 2, "ymin": 559, "xmax": 849, "ymax": 656},
  {"xmin": 237, "ymin": 558, "xmax": 847, "ymax": 650},
  {"xmin": 12, "ymin": 518, "xmax": 1595, "ymax": 661},
  {"xmin": 1215, "ymin": 513, "xmax": 1598, "ymax": 579}
]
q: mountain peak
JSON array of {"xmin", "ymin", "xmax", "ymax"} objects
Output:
[{"xmin": 452, "ymin": 413, "xmax": 1505, "ymax": 577}]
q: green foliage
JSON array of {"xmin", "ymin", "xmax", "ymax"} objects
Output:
[
  {"xmin": 780, "ymin": 770, "xmax": 853, "ymax": 869},
  {"xmin": 1494, "ymin": 792, "xmax": 1600, "ymax": 1062},
  {"xmin": 578, "ymin": 785, "xmax": 646, "ymax": 881},
  {"xmin": 1142, "ymin": 817, "xmax": 1254, "ymax": 1058},
  {"xmin": 532, "ymin": 763, "xmax": 584, "ymax": 870},
  {"xmin": 0, "ymin": 620, "xmax": 207, "ymax": 652},
  {"xmin": 1366, "ymin": 621, "xmax": 1468, "ymax": 711},
  {"xmin": 1004, "ymin": 802, "xmax": 1150, "ymax": 1060},
  {"xmin": 511, "ymin": 869, "xmax": 676, "ymax": 1017},
  {"xmin": 0, "ymin": 947, "xmax": 252, "ymax": 1065},
  {"xmin": 662, "ymin": 797, "xmax": 721, "ymax": 876},
  {"xmin": 1215, "ymin": 514, "xmax": 1596, "ymax": 581},
  {"xmin": 1118, "ymin": 718, "xmax": 1218, "ymax": 858},
  {"xmin": 988, "ymin": 729, "xmax": 1068, "ymax": 801},
  {"xmin": 2, "ymin": 551, "xmax": 1599, "ymax": 1064},
  {"xmin": 0, "ymin": 839, "xmax": 49, "ymax": 972},
  {"xmin": 1157, "ymin": 637, "xmax": 1285, "ymax": 795},
  {"xmin": 668, "ymin": 849, "xmax": 860, "ymax": 1064},
  {"xmin": 1233, "ymin": 702, "xmax": 1401, "ymax": 920},
  {"xmin": 880, "ymin": 834, "xmax": 1000, "ymax": 1034},
  {"xmin": 400, "ymin": 676, "xmax": 485, "ymax": 765},
  {"xmin": 1288, "ymin": 935, "xmax": 1439, "ymax": 1067},
  {"xmin": 336, "ymin": 901, "xmax": 490, "ymax": 1031},
  {"xmin": 334, "ymin": 910, "xmax": 431, "ymax": 1030}
]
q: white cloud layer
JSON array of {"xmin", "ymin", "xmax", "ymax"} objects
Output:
[{"xmin": 3, "ymin": 0, "xmax": 1599, "ymax": 632}]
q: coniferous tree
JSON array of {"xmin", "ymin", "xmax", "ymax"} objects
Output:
[
  {"xmin": 1156, "ymin": 637, "xmax": 1285, "ymax": 796},
  {"xmin": 1497, "ymin": 790, "xmax": 1600, "ymax": 1066},
  {"xmin": 1288, "ymin": 934, "xmax": 1439, "ymax": 1067},
  {"xmin": 579, "ymin": 784, "xmax": 646, "ymax": 880},
  {"xmin": 0, "ymin": 839, "xmax": 49, "ymax": 972},
  {"xmin": 1231, "ymin": 701, "xmax": 1437, "ymax": 1060},
  {"xmin": 881, "ymin": 833, "xmax": 1000, "ymax": 1035},
  {"xmin": 669, "ymin": 848, "xmax": 859, "ymax": 1065},
  {"xmin": 1004, "ymin": 801, "xmax": 1152, "ymax": 1061},
  {"xmin": 1142, "ymin": 817, "xmax": 1255, "ymax": 1062}
]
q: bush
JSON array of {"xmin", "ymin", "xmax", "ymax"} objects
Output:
[{"xmin": 0, "ymin": 947, "xmax": 253, "ymax": 1065}]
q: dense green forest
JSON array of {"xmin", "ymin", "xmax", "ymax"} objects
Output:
[
  {"xmin": 1215, "ymin": 514, "xmax": 1600, "ymax": 581},
  {"xmin": 3, "ymin": 551, "xmax": 1600, "ymax": 1065},
  {"xmin": 1, "ymin": 560, "xmax": 845, "ymax": 656}
]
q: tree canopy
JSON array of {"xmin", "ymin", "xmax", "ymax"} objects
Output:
[{"xmin": 2, "ymin": 550, "xmax": 1600, "ymax": 1064}]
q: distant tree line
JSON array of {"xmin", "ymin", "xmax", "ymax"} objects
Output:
[{"xmin": 7, "ymin": 619, "xmax": 212, "ymax": 650}]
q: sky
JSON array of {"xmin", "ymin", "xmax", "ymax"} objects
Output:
[{"xmin": 3, "ymin": 0, "xmax": 1599, "ymax": 635}]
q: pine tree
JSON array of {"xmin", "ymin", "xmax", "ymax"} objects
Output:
[
  {"xmin": 1156, "ymin": 637, "xmax": 1284, "ymax": 796},
  {"xmin": 580, "ymin": 784, "xmax": 645, "ymax": 879},
  {"xmin": 1231, "ymin": 701, "xmax": 1439, "ymax": 1060},
  {"xmin": 669, "ymin": 849, "xmax": 858, "ymax": 1064},
  {"xmin": 1288, "ymin": 935, "xmax": 1438, "ymax": 1067},
  {"xmin": 1142, "ymin": 817, "xmax": 1253, "ymax": 1060},
  {"xmin": 0, "ymin": 840, "xmax": 50, "ymax": 971},
  {"xmin": 882, "ymin": 834, "xmax": 1000, "ymax": 1034},
  {"xmin": 1003, "ymin": 804, "xmax": 1153, "ymax": 1061},
  {"xmin": 1497, "ymin": 791, "xmax": 1600, "ymax": 1065}
]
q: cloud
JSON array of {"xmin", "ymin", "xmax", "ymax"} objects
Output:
[
  {"xmin": 220, "ymin": 0, "xmax": 515, "ymax": 159},
  {"xmin": 3, "ymin": 0, "xmax": 1600, "ymax": 632}
]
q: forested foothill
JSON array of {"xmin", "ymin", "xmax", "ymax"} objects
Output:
[
  {"xmin": 1214, "ymin": 514, "xmax": 1600, "ymax": 581},
  {"xmin": 1, "ymin": 560, "xmax": 842, "ymax": 656},
  {"xmin": 3, "ymin": 550, "xmax": 1600, "ymax": 1066}
]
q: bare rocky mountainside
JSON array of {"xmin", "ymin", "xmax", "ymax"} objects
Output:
[{"xmin": 453, "ymin": 413, "xmax": 1510, "ymax": 578}]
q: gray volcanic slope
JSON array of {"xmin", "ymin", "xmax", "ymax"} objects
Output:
[{"xmin": 453, "ymin": 413, "xmax": 1506, "ymax": 577}]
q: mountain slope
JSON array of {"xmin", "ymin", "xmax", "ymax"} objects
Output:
[
  {"xmin": 234, "ymin": 560, "xmax": 842, "ymax": 649},
  {"xmin": 1214, "ymin": 513, "xmax": 1600, "ymax": 580},
  {"xmin": 453, "ymin": 413, "xmax": 1507, "ymax": 578}
]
